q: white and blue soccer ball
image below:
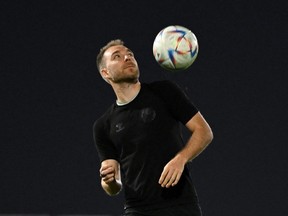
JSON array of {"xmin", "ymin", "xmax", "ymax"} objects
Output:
[{"xmin": 153, "ymin": 25, "xmax": 198, "ymax": 71}]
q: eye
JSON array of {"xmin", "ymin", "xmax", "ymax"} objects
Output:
[{"xmin": 113, "ymin": 54, "xmax": 121, "ymax": 60}]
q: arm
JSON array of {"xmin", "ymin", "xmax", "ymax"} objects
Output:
[
  {"xmin": 177, "ymin": 111, "xmax": 213, "ymax": 162},
  {"xmin": 159, "ymin": 112, "xmax": 213, "ymax": 188},
  {"xmin": 100, "ymin": 159, "xmax": 122, "ymax": 196}
]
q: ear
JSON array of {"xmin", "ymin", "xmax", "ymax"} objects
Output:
[
  {"xmin": 100, "ymin": 68, "xmax": 111, "ymax": 84},
  {"xmin": 100, "ymin": 68, "xmax": 109, "ymax": 79}
]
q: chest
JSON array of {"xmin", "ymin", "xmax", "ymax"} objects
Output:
[{"xmin": 108, "ymin": 94, "xmax": 177, "ymax": 155}]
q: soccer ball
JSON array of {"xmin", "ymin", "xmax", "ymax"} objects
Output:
[{"xmin": 153, "ymin": 25, "xmax": 198, "ymax": 71}]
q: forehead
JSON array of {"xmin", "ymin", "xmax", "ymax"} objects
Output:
[{"xmin": 104, "ymin": 45, "xmax": 131, "ymax": 57}]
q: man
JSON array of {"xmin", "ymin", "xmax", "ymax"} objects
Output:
[{"xmin": 93, "ymin": 39, "xmax": 213, "ymax": 216}]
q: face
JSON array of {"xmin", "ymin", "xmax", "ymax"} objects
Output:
[{"xmin": 101, "ymin": 45, "xmax": 140, "ymax": 84}]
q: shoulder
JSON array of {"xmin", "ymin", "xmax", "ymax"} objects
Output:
[
  {"xmin": 144, "ymin": 79, "xmax": 188, "ymax": 98},
  {"xmin": 146, "ymin": 79, "xmax": 177, "ymax": 88},
  {"xmin": 93, "ymin": 103, "xmax": 115, "ymax": 131},
  {"xmin": 142, "ymin": 80, "xmax": 198, "ymax": 124},
  {"xmin": 144, "ymin": 79, "xmax": 181, "ymax": 93}
]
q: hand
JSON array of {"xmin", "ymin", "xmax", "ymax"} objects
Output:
[
  {"xmin": 99, "ymin": 159, "xmax": 122, "ymax": 196},
  {"xmin": 158, "ymin": 156, "xmax": 186, "ymax": 188},
  {"xmin": 100, "ymin": 162, "xmax": 117, "ymax": 184}
]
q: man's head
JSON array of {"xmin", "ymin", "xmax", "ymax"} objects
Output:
[{"xmin": 96, "ymin": 39, "xmax": 139, "ymax": 84}]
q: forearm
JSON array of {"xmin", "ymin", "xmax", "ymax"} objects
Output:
[
  {"xmin": 101, "ymin": 179, "xmax": 122, "ymax": 196},
  {"xmin": 159, "ymin": 112, "xmax": 213, "ymax": 188},
  {"xmin": 177, "ymin": 126, "xmax": 213, "ymax": 163}
]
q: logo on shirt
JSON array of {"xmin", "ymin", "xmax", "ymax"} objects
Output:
[
  {"xmin": 115, "ymin": 122, "xmax": 125, "ymax": 133},
  {"xmin": 141, "ymin": 108, "xmax": 156, "ymax": 123}
]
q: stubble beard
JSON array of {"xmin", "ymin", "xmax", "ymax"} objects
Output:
[{"xmin": 112, "ymin": 69, "xmax": 140, "ymax": 84}]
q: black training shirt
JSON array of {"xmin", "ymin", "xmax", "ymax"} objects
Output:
[{"xmin": 93, "ymin": 80, "xmax": 199, "ymax": 210}]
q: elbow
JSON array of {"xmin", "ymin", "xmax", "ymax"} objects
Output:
[
  {"xmin": 206, "ymin": 128, "xmax": 214, "ymax": 145},
  {"xmin": 202, "ymin": 124, "xmax": 213, "ymax": 146},
  {"xmin": 208, "ymin": 131, "xmax": 214, "ymax": 144}
]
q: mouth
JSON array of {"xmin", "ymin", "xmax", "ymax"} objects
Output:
[{"xmin": 124, "ymin": 64, "xmax": 136, "ymax": 69}]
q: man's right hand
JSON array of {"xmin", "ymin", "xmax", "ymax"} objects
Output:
[
  {"xmin": 100, "ymin": 161, "xmax": 117, "ymax": 183},
  {"xmin": 100, "ymin": 159, "xmax": 122, "ymax": 196}
]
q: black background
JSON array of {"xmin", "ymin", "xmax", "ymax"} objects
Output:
[{"xmin": 1, "ymin": 0, "xmax": 287, "ymax": 215}]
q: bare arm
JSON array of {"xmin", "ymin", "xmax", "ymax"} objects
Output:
[
  {"xmin": 100, "ymin": 159, "xmax": 122, "ymax": 196},
  {"xmin": 177, "ymin": 111, "xmax": 213, "ymax": 162},
  {"xmin": 159, "ymin": 112, "xmax": 213, "ymax": 188}
]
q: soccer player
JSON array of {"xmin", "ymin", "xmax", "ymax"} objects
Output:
[{"xmin": 93, "ymin": 39, "xmax": 213, "ymax": 216}]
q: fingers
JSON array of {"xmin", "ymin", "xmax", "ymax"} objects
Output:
[
  {"xmin": 159, "ymin": 168, "xmax": 182, "ymax": 188},
  {"xmin": 159, "ymin": 157, "xmax": 185, "ymax": 188},
  {"xmin": 100, "ymin": 165, "xmax": 115, "ymax": 183},
  {"xmin": 101, "ymin": 173, "xmax": 115, "ymax": 183}
]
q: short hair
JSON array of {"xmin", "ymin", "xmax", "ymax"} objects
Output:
[{"xmin": 96, "ymin": 39, "xmax": 124, "ymax": 72}]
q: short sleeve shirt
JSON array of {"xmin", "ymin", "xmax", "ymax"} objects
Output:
[{"xmin": 93, "ymin": 80, "xmax": 199, "ymax": 210}]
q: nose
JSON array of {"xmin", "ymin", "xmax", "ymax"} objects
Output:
[{"xmin": 124, "ymin": 54, "xmax": 131, "ymax": 61}]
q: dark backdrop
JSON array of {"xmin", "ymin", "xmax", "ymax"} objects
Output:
[{"xmin": 1, "ymin": 0, "xmax": 287, "ymax": 215}]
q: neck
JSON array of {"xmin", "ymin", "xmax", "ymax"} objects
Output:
[{"xmin": 112, "ymin": 81, "xmax": 141, "ymax": 104}]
